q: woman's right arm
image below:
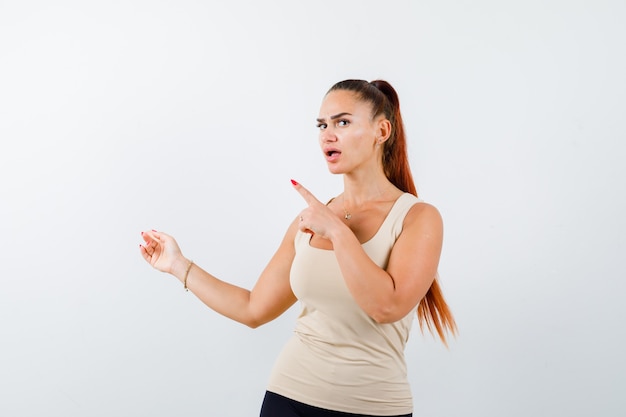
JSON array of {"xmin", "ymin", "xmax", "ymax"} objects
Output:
[{"xmin": 139, "ymin": 218, "xmax": 300, "ymax": 328}]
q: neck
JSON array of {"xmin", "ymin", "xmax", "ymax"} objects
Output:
[{"xmin": 341, "ymin": 170, "xmax": 398, "ymax": 206}]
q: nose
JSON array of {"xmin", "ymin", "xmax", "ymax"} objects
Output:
[{"xmin": 320, "ymin": 126, "xmax": 337, "ymax": 143}]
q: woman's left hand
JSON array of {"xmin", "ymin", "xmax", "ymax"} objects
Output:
[{"xmin": 291, "ymin": 180, "xmax": 344, "ymax": 241}]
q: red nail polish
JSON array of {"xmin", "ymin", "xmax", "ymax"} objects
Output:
[{"xmin": 291, "ymin": 179, "xmax": 298, "ymax": 186}]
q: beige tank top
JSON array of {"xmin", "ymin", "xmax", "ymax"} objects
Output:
[{"xmin": 267, "ymin": 193, "xmax": 422, "ymax": 415}]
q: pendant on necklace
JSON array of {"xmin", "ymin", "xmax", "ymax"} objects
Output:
[{"xmin": 342, "ymin": 196, "xmax": 351, "ymax": 220}]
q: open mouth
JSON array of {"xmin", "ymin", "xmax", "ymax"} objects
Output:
[{"xmin": 325, "ymin": 147, "xmax": 341, "ymax": 157}]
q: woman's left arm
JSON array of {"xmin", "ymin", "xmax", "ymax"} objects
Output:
[
  {"xmin": 293, "ymin": 181, "xmax": 443, "ymax": 323},
  {"xmin": 332, "ymin": 203, "xmax": 443, "ymax": 323}
]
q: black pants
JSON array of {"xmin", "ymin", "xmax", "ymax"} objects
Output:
[{"xmin": 259, "ymin": 391, "xmax": 412, "ymax": 417}]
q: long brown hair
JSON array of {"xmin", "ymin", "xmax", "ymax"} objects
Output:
[{"xmin": 328, "ymin": 79, "xmax": 458, "ymax": 344}]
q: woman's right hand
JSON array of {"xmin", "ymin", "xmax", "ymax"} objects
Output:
[{"xmin": 139, "ymin": 230, "xmax": 187, "ymax": 276}]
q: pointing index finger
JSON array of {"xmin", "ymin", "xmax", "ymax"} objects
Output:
[{"xmin": 291, "ymin": 179, "xmax": 320, "ymax": 206}]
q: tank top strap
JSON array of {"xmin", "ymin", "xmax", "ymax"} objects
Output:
[{"xmin": 382, "ymin": 193, "xmax": 423, "ymax": 241}]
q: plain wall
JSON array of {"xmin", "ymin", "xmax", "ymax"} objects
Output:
[{"xmin": 1, "ymin": 1, "xmax": 624, "ymax": 416}]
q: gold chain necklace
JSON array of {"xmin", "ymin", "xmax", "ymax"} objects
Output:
[
  {"xmin": 341, "ymin": 184, "xmax": 395, "ymax": 221},
  {"xmin": 342, "ymin": 195, "xmax": 352, "ymax": 220}
]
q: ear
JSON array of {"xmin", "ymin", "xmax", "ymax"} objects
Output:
[{"xmin": 375, "ymin": 118, "xmax": 392, "ymax": 144}]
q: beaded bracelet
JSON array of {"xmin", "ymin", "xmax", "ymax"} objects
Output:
[{"xmin": 183, "ymin": 260, "xmax": 194, "ymax": 292}]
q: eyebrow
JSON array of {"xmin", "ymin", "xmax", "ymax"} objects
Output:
[{"xmin": 316, "ymin": 112, "xmax": 352, "ymax": 123}]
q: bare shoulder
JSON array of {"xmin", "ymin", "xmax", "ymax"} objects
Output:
[
  {"xmin": 280, "ymin": 215, "xmax": 302, "ymax": 246},
  {"xmin": 405, "ymin": 200, "xmax": 442, "ymax": 222},
  {"xmin": 403, "ymin": 201, "xmax": 443, "ymax": 235}
]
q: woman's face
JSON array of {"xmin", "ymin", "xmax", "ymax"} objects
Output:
[{"xmin": 316, "ymin": 90, "xmax": 384, "ymax": 175}]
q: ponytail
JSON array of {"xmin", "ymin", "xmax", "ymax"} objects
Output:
[{"xmin": 328, "ymin": 79, "xmax": 457, "ymax": 345}]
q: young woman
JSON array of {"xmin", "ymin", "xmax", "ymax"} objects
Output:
[{"xmin": 140, "ymin": 79, "xmax": 456, "ymax": 417}]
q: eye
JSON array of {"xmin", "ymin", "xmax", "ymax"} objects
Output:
[
  {"xmin": 316, "ymin": 122, "xmax": 327, "ymax": 130},
  {"xmin": 337, "ymin": 119, "xmax": 350, "ymax": 127}
]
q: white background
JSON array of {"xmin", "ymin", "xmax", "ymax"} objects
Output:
[{"xmin": 1, "ymin": 1, "xmax": 625, "ymax": 416}]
